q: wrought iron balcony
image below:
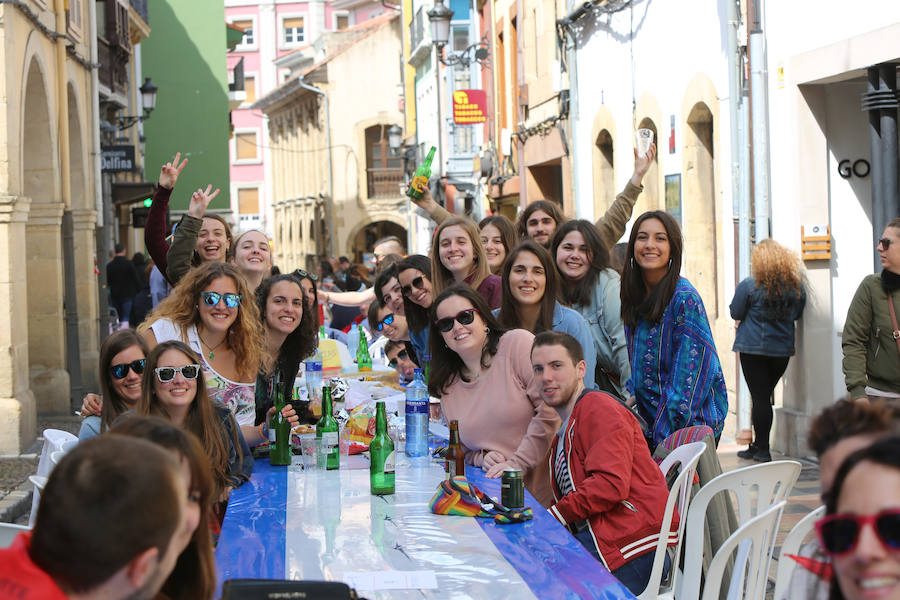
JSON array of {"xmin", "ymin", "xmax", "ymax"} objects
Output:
[{"xmin": 366, "ymin": 167, "xmax": 405, "ymax": 199}]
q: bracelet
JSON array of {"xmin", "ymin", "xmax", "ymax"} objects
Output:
[{"xmin": 258, "ymin": 422, "xmax": 269, "ymax": 440}]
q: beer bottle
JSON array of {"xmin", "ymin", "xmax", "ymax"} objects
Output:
[
  {"xmin": 269, "ymin": 373, "xmax": 292, "ymax": 466},
  {"xmin": 446, "ymin": 420, "xmax": 465, "ymax": 479},
  {"xmin": 316, "ymin": 381, "xmax": 340, "ymax": 470},
  {"xmin": 319, "ymin": 325, "xmax": 327, "ymax": 340},
  {"xmin": 369, "ymin": 401, "xmax": 395, "ymax": 495},
  {"xmin": 356, "ymin": 324, "xmax": 372, "ymax": 371},
  {"xmin": 423, "ymin": 353, "xmax": 431, "ymax": 386},
  {"xmin": 406, "ymin": 146, "xmax": 436, "ymax": 200}
]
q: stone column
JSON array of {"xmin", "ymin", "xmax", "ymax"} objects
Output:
[
  {"xmin": 0, "ymin": 196, "xmax": 37, "ymax": 453},
  {"xmin": 72, "ymin": 208, "xmax": 99, "ymax": 390}
]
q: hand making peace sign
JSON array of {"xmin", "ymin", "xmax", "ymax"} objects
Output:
[{"xmin": 158, "ymin": 152, "xmax": 188, "ymax": 190}]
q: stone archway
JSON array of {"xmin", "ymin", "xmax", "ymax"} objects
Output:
[
  {"xmin": 23, "ymin": 58, "xmax": 69, "ymax": 414},
  {"xmin": 347, "ymin": 218, "xmax": 407, "ymax": 264},
  {"xmin": 590, "ymin": 107, "xmax": 617, "ymax": 221},
  {"xmin": 636, "ymin": 116, "xmax": 662, "ymax": 215}
]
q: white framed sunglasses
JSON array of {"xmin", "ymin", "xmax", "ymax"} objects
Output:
[{"xmin": 154, "ymin": 364, "xmax": 201, "ymax": 383}]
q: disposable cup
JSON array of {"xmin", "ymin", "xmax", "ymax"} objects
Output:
[
  {"xmin": 635, "ymin": 128, "xmax": 654, "ymax": 157},
  {"xmin": 299, "ymin": 434, "xmax": 318, "ymax": 471}
]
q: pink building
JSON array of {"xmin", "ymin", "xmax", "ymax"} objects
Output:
[{"xmin": 226, "ymin": 0, "xmax": 392, "ymax": 234}]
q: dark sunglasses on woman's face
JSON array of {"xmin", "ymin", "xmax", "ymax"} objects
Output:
[
  {"xmin": 200, "ymin": 291, "xmax": 242, "ymax": 308},
  {"xmin": 294, "ymin": 269, "xmax": 318, "ymax": 281},
  {"xmin": 879, "ymin": 238, "xmax": 893, "ymax": 250},
  {"xmin": 154, "ymin": 364, "xmax": 201, "ymax": 383},
  {"xmin": 110, "ymin": 359, "xmax": 146, "ymax": 379},
  {"xmin": 401, "ymin": 276, "xmax": 426, "ymax": 297},
  {"xmin": 388, "ymin": 349, "xmax": 409, "ymax": 369},
  {"xmin": 434, "ymin": 308, "xmax": 479, "ymax": 333},
  {"xmin": 376, "ymin": 313, "xmax": 395, "ymax": 331},
  {"xmin": 816, "ymin": 509, "xmax": 900, "ymax": 556}
]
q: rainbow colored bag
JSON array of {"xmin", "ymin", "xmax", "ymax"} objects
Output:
[{"xmin": 428, "ymin": 476, "xmax": 533, "ymax": 524}]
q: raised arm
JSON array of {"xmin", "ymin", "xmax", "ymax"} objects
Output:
[
  {"xmin": 407, "ymin": 183, "xmax": 451, "ymax": 226},
  {"xmin": 319, "ymin": 287, "xmax": 376, "ymax": 307},
  {"xmin": 145, "ymin": 152, "xmax": 188, "ymax": 281},
  {"xmin": 165, "ymin": 185, "xmax": 220, "ymax": 286},
  {"xmin": 595, "ymin": 144, "xmax": 656, "ymax": 249}
]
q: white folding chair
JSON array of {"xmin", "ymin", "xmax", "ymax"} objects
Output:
[
  {"xmin": 0, "ymin": 523, "xmax": 31, "ymax": 549},
  {"xmin": 636, "ymin": 441, "xmax": 707, "ymax": 600},
  {"xmin": 772, "ymin": 505, "xmax": 825, "ymax": 600},
  {"xmin": 50, "ymin": 450, "xmax": 66, "ymax": 468},
  {"xmin": 678, "ymin": 460, "xmax": 802, "ymax": 600},
  {"xmin": 29, "ymin": 429, "xmax": 76, "ymax": 528},
  {"xmin": 368, "ymin": 336, "xmax": 389, "ymax": 366},
  {"xmin": 700, "ymin": 501, "xmax": 786, "ymax": 600}
]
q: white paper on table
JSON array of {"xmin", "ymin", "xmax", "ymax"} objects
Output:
[{"xmin": 342, "ymin": 570, "xmax": 438, "ymax": 591}]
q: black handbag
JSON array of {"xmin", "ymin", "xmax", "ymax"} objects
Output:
[{"xmin": 221, "ymin": 579, "xmax": 366, "ymax": 600}]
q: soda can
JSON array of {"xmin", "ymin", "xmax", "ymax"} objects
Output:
[{"xmin": 501, "ymin": 468, "xmax": 524, "ymax": 509}]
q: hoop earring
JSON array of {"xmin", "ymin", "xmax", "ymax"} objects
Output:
[{"xmin": 485, "ymin": 327, "xmax": 490, "ymax": 335}]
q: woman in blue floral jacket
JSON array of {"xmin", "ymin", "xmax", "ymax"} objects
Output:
[{"xmin": 621, "ymin": 211, "xmax": 728, "ymax": 450}]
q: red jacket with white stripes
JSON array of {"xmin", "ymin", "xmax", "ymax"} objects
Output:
[{"xmin": 548, "ymin": 390, "xmax": 674, "ymax": 572}]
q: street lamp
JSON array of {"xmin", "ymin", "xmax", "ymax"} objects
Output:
[
  {"xmin": 117, "ymin": 77, "xmax": 159, "ymax": 130},
  {"xmin": 427, "ymin": 0, "xmax": 453, "ymax": 48}
]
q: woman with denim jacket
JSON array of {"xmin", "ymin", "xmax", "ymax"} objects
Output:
[
  {"xmin": 730, "ymin": 239, "xmax": 806, "ymax": 462},
  {"xmin": 551, "ymin": 220, "xmax": 630, "ymax": 399}
]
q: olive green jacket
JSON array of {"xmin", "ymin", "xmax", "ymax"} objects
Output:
[
  {"xmin": 842, "ymin": 273, "xmax": 900, "ymax": 398},
  {"xmin": 165, "ymin": 214, "xmax": 202, "ymax": 287}
]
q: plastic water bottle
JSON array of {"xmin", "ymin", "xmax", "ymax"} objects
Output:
[
  {"xmin": 347, "ymin": 324, "xmax": 360, "ymax": 358},
  {"xmin": 405, "ymin": 369, "xmax": 429, "ymax": 457},
  {"xmin": 304, "ymin": 345, "xmax": 324, "ymax": 413}
]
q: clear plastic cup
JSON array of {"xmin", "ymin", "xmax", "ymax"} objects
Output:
[
  {"xmin": 299, "ymin": 434, "xmax": 318, "ymax": 471},
  {"xmin": 635, "ymin": 128, "xmax": 654, "ymax": 158}
]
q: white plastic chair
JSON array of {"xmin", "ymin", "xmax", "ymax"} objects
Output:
[
  {"xmin": 368, "ymin": 336, "xmax": 389, "ymax": 366},
  {"xmin": 772, "ymin": 505, "xmax": 825, "ymax": 600},
  {"xmin": 700, "ymin": 501, "xmax": 787, "ymax": 600},
  {"xmin": 677, "ymin": 460, "xmax": 802, "ymax": 600},
  {"xmin": 636, "ymin": 441, "xmax": 707, "ymax": 600},
  {"xmin": 0, "ymin": 523, "xmax": 31, "ymax": 549},
  {"xmin": 29, "ymin": 429, "xmax": 76, "ymax": 527},
  {"xmin": 50, "ymin": 450, "xmax": 66, "ymax": 468},
  {"xmin": 332, "ymin": 340, "xmax": 355, "ymax": 371}
]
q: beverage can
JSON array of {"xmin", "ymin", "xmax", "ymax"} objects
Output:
[{"xmin": 501, "ymin": 469, "xmax": 524, "ymax": 509}]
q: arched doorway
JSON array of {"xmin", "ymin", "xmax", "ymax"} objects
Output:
[
  {"xmin": 636, "ymin": 117, "xmax": 661, "ymax": 215},
  {"xmin": 349, "ymin": 220, "xmax": 406, "ymax": 265},
  {"xmin": 682, "ymin": 102, "xmax": 718, "ymax": 317},
  {"xmin": 593, "ymin": 129, "xmax": 615, "ymax": 219},
  {"xmin": 23, "ymin": 58, "xmax": 69, "ymax": 414}
]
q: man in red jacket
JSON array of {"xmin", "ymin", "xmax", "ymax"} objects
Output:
[{"xmin": 531, "ymin": 331, "xmax": 673, "ymax": 595}]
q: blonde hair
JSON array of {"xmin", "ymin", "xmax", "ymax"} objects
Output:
[
  {"xmin": 430, "ymin": 217, "xmax": 491, "ymax": 297},
  {"xmin": 139, "ymin": 262, "xmax": 265, "ymax": 380},
  {"xmin": 751, "ymin": 239, "xmax": 804, "ymax": 297}
]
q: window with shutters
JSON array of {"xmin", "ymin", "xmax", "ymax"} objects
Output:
[
  {"xmin": 233, "ymin": 131, "xmax": 260, "ymax": 163},
  {"xmin": 282, "ymin": 16, "xmax": 305, "ymax": 45},
  {"xmin": 238, "ymin": 188, "xmax": 260, "ymax": 215},
  {"xmin": 243, "ymin": 75, "xmax": 256, "ymax": 105},
  {"xmin": 231, "ymin": 18, "xmax": 256, "ymax": 51}
]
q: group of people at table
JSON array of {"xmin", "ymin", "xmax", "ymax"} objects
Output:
[{"xmin": 1, "ymin": 144, "xmax": 898, "ymax": 600}]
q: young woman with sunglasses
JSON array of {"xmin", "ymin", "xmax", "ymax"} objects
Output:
[
  {"xmin": 137, "ymin": 341, "xmax": 253, "ymax": 518},
  {"xmin": 429, "ymin": 285, "xmax": 559, "ymax": 507},
  {"xmin": 493, "ymin": 241, "xmax": 597, "ymax": 390},
  {"xmin": 430, "ymin": 217, "xmax": 502, "ymax": 309},
  {"xmin": 140, "ymin": 262, "xmax": 269, "ymax": 446},
  {"xmin": 479, "ymin": 215, "xmax": 518, "ymax": 275},
  {"xmin": 397, "ymin": 255, "xmax": 435, "ymax": 362},
  {"xmin": 818, "ymin": 435, "xmax": 900, "ymax": 600},
  {"xmin": 78, "ymin": 329, "xmax": 150, "ymax": 440},
  {"xmin": 551, "ymin": 220, "xmax": 630, "ymax": 399}
]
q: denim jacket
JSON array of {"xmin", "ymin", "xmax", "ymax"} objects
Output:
[{"xmin": 730, "ymin": 276, "xmax": 806, "ymax": 357}]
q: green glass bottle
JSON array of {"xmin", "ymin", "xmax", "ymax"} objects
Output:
[
  {"xmin": 423, "ymin": 353, "xmax": 431, "ymax": 386},
  {"xmin": 356, "ymin": 324, "xmax": 372, "ymax": 371},
  {"xmin": 269, "ymin": 373, "xmax": 292, "ymax": 466},
  {"xmin": 369, "ymin": 401, "xmax": 395, "ymax": 495},
  {"xmin": 319, "ymin": 325, "xmax": 327, "ymax": 340},
  {"xmin": 316, "ymin": 382, "xmax": 340, "ymax": 470},
  {"xmin": 406, "ymin": 146, "xmax": 437, "ymax": 200}
]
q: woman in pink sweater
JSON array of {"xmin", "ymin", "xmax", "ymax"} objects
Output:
[{"xmin": 428, "ymin": 285, "xmax": 560, "ymax": 506}]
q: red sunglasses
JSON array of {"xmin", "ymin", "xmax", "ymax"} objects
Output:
[{"xmin": 815, "ymin": 509, "xmax": 900, "ymax": 556}]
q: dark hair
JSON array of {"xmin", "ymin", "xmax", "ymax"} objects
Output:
[
  {"xmin": 192, "ymin": 214, "xmax": 233, "ymax": 266},
  {"xmin": 478, "ymin": 215, "xmax": 518, "ymax": 275},
  {"xmin": 339, "ymin": 256, "xmax": 349, "ymax": 263},
  {"xmin": 497, "ymin": 241, "xmax": 559, "ymax": 333},
  {"xmin": 132, "ymin": 252, "xmax": 146, "ymax": 266},
  {"xmin": 516, "ymin": 200, "xmax": 566, "ymax": 239},
  {"xmin": 609, "ymin": 242, "xmax": 628, "ymax": 275},
  {"xmin": 294, "ymin": 270, "xmax": 320, "ymax": 330},
  {"xmin": 320, "ymin": 260, "xmax": 335, "ymax": 278},
  {"xmin": 109, "ymin": 416, "xmax": 216, "ymax": 600},
  {"xmin": 427, "ymin": 285, "xmax": 507, "ymax": 396},
  {"xmin": 532, "ymin": 330, "xmax": 584, "ymax": 364},
  {"xmin": 98, "ymin": 329, "xmax": 150, "ymax": 433},
  {"xmin": 374, "ymin": 253, "xmax": 403, "ymax": 275},
  {"xmin": 888, "ymin": 217, "xmax": 900, "ymax": 230},
  {"xmin": 808, "ymin": 398, "xmax": 900, "ymax": 458},
  {"xmin": 30, "ymin": 435, "xmax": 182, "ymax": 594},
  {"xmin": 384, "ymin": 339, "xmax": 406, "ymax": 357},
  {"xmin": 550, "ymin": 219, "xmax": 611, "ymax": 307},
  {"xmin": 397, "ymin": 254, "xmax": 432, "ymax": 333},
  {"xmin": 374, "ymin": 264, "xmax": 399, "ymax": 307},
  {"xmin": 621, "ymin": 211, "xmax": 684, "ymax": 327},
  {"xmin": 114, "ymin": 242, "xmax": 125, "ymax": 254},
  {"xmin": 255, "ymin": 274, "xmax": 317, "ymax": 423},
  {"xmin": 366, "ymin": 300, "xmax": 381, "ymax": 331}
]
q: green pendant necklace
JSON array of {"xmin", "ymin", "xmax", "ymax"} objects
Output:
[{"xmin": 198, "ymin": 331, "xmax": 226, "ymax": 361}]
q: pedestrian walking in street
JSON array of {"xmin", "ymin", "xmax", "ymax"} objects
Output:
[
  {"xmin": 731, "ymin": 239, "xmax": 807, "ymax": 462},
  {"xmin": 430, "ymin": 216, "xmax": 502, "ymax": 308},
  {"xmin": 621, "ymin": 210, "xmax": 728, "ymax": 450},
  {"xmin": 106, "ymin": 242, "xmax": 143, "ymax": 328},
  {"xmin": 479, "ymin": 214, "xmax": 518, "ymax": 275},
  {"xmin": 842, "ymin": 217, "xmax": 900, "ymax": 402}
]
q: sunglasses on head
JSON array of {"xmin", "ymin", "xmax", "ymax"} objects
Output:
[
  {"xmin": 401, "ymin": 276, "xmax": 426, "ymax": 297},
  {"xmin": 376, "ymin": 313, "xmax": 395, "ymax": 331},
  {"xmin": 200, "ymin": 291, "xmax": 242, "ymax": 308},
  {"xmin": 879, "ymin": 238, "xmax": 893, "ymax": 250},
  {"xmin": 154, "ymin": 364, "xmax": 201, "ymax": 383},
  {"xmin": 294, "ymin": 269, "xmax": 318, "ymax": 282},
  {"xmin": 434, "ymin": 308, "xmax": 479, "ymax": 333},
  {"xmin": 388, "ymin": 349, "xmax": 408, "ymax": 369},
  {"xmin": 816, "ymin": 509, "xmax": 900, "ymax": 556},
  {"xmin": 110, "ymin": 359, "xmax": 146, "ymax": 379}
]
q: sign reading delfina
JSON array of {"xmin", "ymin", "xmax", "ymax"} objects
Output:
[
  {"xmin": 101, "ymin": 145, "xmax": 136, "ymax": 173},
  {"xmin": 452, "ymin": 90, "xmax": 487, "ymax": 125}
]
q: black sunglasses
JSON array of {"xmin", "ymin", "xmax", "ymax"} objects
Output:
[
  {"xmin": 879, "ymin": 238, "xmax": 893, "ymax": 250},
  {"xmin": 154, "ymin": 364, "xmax": 201, "ymax": 383},
  {"xmin": 294, "ymin": 269, "xmax": 319, "ymax": 282},
  {"xmin": 434, "ymin": 308, "xmax": 479, "ymax": 333},
  {"xmin": 401, "ymin": 276, "xmax": 427, "ymax": 297},
  {"xmin": 376, "ymin": 313, "xmax": 395, "ymax": 331},
  {"xmin": 200, "ymin": 291, "xmax": 242, "ymax": 308},
  {"xmin": 388, "ymin": 349, "xmax": 409, "ymax": 369},
  {"xmin": 816, "ymin": 509, "xmax": 900, "ymax": 556},
  {"xmin": 110, "ymin": 359, "xmax": 146, "ymax": 379}
]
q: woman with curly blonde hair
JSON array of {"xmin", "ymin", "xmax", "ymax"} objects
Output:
[
  {"xmin": 730, "ymin": 239, "xmax": 806, "ymax": 461},
  {"xmin": 430, "ymin": 216, "xmax": 502, "ymax": 308},
  {"xmin": 140, "ymin": 261, "xmax": 267, "ymax": 445}
]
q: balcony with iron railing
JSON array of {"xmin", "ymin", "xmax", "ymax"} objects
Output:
[
  {"xmin": 130, "ymin": 0, "xmax": 149, "ymax": 24},
  {"xmin": 366, "ymin": 167, "xmax": 405, "ymax": 199}
]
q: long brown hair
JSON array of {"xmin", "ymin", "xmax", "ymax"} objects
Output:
[
  {"xmin": 138, "ymin": 340, "xmax": 239, "ymax": 501},
  {"xmin": 497, "ymin": 241, "xmax": 559, "ymax": 334},
  {"xmin": 621, "ymin": 211, "xmax": 684, "ymax": 328},
  {"xmin": 479, "ymin": 215, "xmax": 518, "ymax": 275},
  {"xmin": 140, "ymin": 261, "xmax": 264, "ymax": 380},
  {"xmin": 192, "ymin": 214, "xmax": 233, "ymax": 266},
  {"xmin": 431, "ymin": 217, "xmax": 491, "ymax": 296},
  {"xmin": 98, "ymin": 329, "xmax": 149, "ymax": 433},
  {"xmin": 397, "ymin": 255, "xmax": 433, "ymax": 333},
  {"xmin": 550, "ymin": 219, "xmax": 611, "ymax": 307}
]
